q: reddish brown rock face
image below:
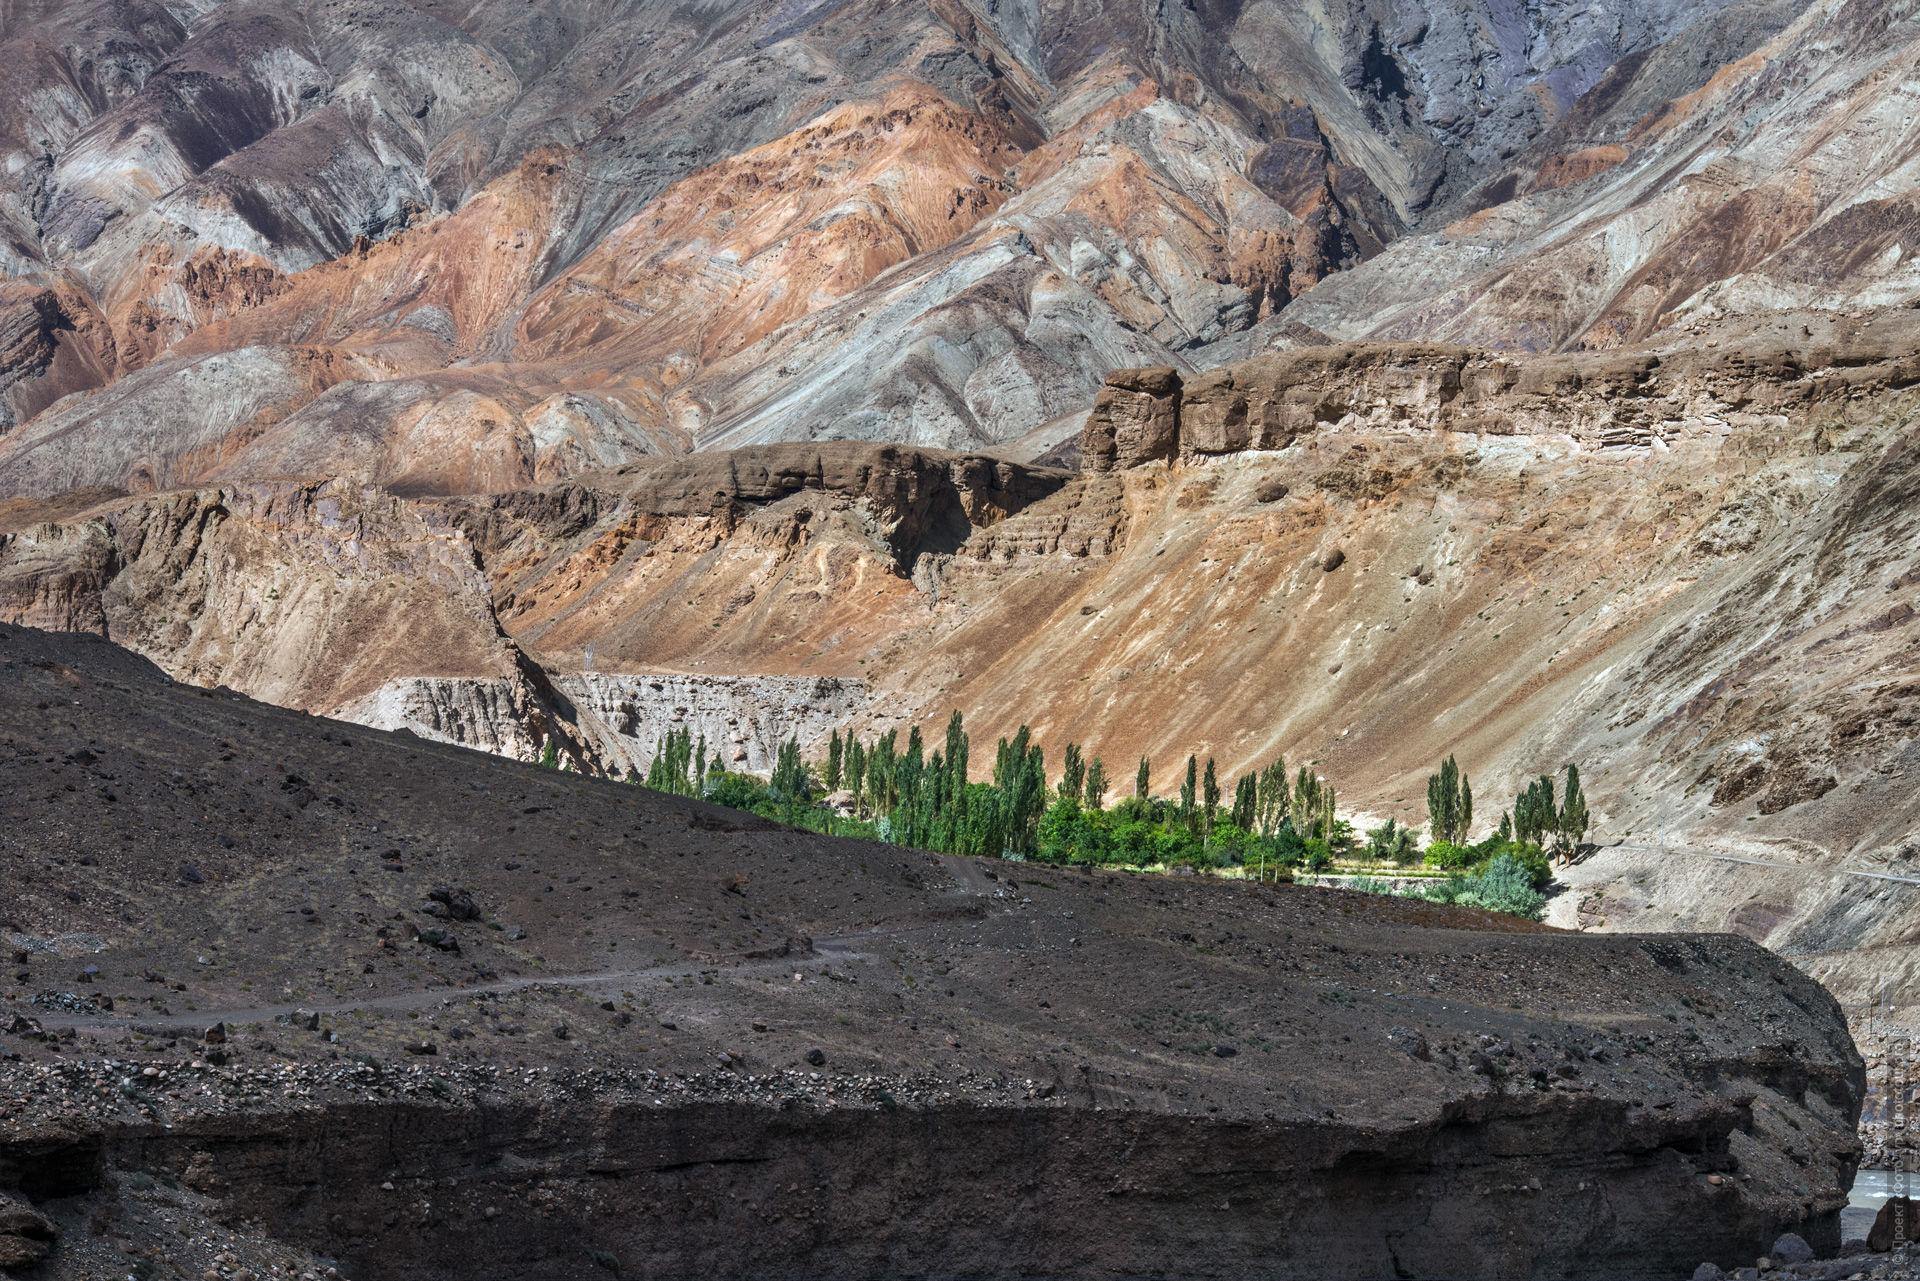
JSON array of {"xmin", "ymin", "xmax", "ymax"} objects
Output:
[
  {"xmin": 5, "ymin": 4, "xmax": 1920, "ymax": 1241},
  {"xmin": 1082, "ymin": 366, "xmax": 1182, "ymax": 470}
]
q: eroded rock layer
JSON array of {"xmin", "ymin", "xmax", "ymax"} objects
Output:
[
  {"xmin": 7, "ymin": 333, "xmax": 1920, "ymax": 893},
  {"xmin": 344, "ymin": 671, "xmax": 869, "ymax": 775}
]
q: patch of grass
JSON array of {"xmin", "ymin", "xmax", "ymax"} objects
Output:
[{"xmin": 1131, "ymin": 1006, "xmax": 1234, "ymax": 1050}]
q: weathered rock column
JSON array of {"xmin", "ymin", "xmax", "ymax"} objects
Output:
[{"xmin": 1081, "ymin": 367, "xmax": 1182, "ymax": 471}]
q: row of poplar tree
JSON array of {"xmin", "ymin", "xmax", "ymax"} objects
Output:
[
  {"xmin": 1415, "ymin": 754, "xmax": 1590, "ymax": 864},
  {"xmin": 633, "ymin": 713, "xmax": 1587, "ymax": 878}
]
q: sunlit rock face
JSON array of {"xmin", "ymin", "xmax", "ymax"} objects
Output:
[{"xmin": 0, "ymin": 0, "xmax": 1837, "ymax": 482}]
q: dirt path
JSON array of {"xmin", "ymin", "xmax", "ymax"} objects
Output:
[
  {"xmin": 32, "ymin": 931, "xmax": 888, "ymax": 1036},
  {"xmin": 1601, "ymin": 843, "xmax": 1920, "ymax": 885}
]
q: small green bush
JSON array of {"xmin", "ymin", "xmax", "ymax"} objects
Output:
[
  {"xmin": 1207, "ymin": 822, "xmax": 1257, "ymax": 866},
  {"xmin": 1425, "ymin": 853, "xmax": 1545, "ymax": 920},
  {"xmin": 703, "ymin": 771, "xmax": 768, "ymax": 810},
  {"xmin": 1423, "ymin": 840, "xmax": 1475, "ymax": 870}
]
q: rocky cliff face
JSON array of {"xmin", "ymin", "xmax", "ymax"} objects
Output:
[
  {"xmin": 0, "ymin": 479, "xmax": 517, "ymax": 712},
  {"xmin": 0, "ymin": 442, "xmax": 1049, "ymax": 766},
  {"xmin": 345, "ymin": 670, "xmax": 869, "ymax": 774},
  {"xmin": 0, "ymin": 1052, "xmax": 1865, "ymax": 1280},
  {"xmin": 1084, "ymin": 330, "xmax": 1920, "ymax": 467}
]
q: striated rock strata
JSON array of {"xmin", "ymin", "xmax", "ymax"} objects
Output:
[
  {"xmin": 1082, "ymin": 334, "xmax": 1920, "ymax": 469},
  {"xmin": 0, "ymin": 0, "xmax": 1861, "ymax": 476},
  {"xmin": 0, "ymin": 1053, "xmax": 1868, "ymax": 1280},
  {"xmin": 345, "ymin": 670, "xmax": 869, "ymax": 775}
]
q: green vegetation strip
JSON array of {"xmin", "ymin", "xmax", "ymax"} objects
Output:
[{"xmin": 585, "ymin": 717, "xmax": 1594, "ymax": 922}]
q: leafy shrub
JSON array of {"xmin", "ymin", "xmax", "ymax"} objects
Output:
[
  {"xmin": 1423, "ymin": 840, "xmax": 1475, "ymax": 870},
  {"xmin": 1505, "ymin": 842, "xmax": 1552, "ymax": 889},
  {"xmin": 1425, "ymin": 854, "xmax": 1545, "ymax": 920},
  {"xmin": 1171, "ymin": 841, "xmax": 1220, "ymax": 871},
  {"xmin": 1109, "ymin": 820, "xmax": 1157, "ymax": 866},
  {"xmin": 1365, "ymin": 817, "xmax": 1419, "ymax": 864},
  {"xmin": 1036, "ymin": 797, "xmax": 1082, "ymax": 864},
  {"xmin": 1207, "ymin": 822, "xmax": 1257, "ymax": 866},
  {"xmin": 1151, "ymin": 828, "xmax": 1202, "ymax": 867},
  {"xmin": 704, "ymin": 772, "xmax": 769, "ymax": 810}
]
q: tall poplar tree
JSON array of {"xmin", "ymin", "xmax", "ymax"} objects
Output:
[
  {"xmin": 1231, "ymin": 774, "xmax": 1257, "ymax": 831},
  {"xmin": 1084, "ymin": 758, "xmax": 1109, "ymax": 810},
  {"xmin": 1558, "ymin": 764, "xmax": 1589, "ymax": 853},
  {"xmin": 1291, "ymin": 767, "xmax": 1321, "ymax": 836},
  {"xmin": 1201, "ymin": 758, "xmax": 1220, "ymax": 837},
  {"xmin": 1180, "ymin": 756, "xmax": 1198, "ymax": 834},
  {"xmin": 1059, "ymin": 743, "xmax": 1086, "ymax": 804},
  {"xmin": 1426, "ymin": 755, "xmax": 1472, "ymax": 844},
  {"xmin": 1256, "ymin": 758, "xmax": 1289, "ymax": 836}
]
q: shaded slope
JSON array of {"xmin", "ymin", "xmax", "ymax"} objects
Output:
[
  {"xmin": 0, "ymin": 621, "xmax": 1867, "ymax": 1279},
  {"xmin": 1283, "ymin": 0, "xmax": 1920, "ymax": 350}
]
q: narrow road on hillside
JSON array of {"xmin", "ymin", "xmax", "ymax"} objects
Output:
[
  {"xmin": 29, "ymin": 932, "xmax": 888, "ymax": 1037},
  {"xmin": 1597, "ymin": 843, "xmax": 1920, "ymax": 886},
  {"xmin": 31, "ymin": 856, "xmax": 1031, "ymax": 1041}
]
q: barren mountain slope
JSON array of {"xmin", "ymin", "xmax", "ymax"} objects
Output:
[
  {"xmin": 0, "ymin": 0, "xmax": 1846, "ymax": 479},
  {"xmin": 0, "ymin": 444, "xmax": 1073, "ymax": 759},
  {"xmin": 1282, "ymin": 0, "xmax": 1920, "ymax": 350},
  {"xmin": 0, "ymin": 623, "xmax": 1867, "ymax": 1278},
  {"xmin": 8, "ymin": 325, "xmax": 1920, "ymax": 1000}
]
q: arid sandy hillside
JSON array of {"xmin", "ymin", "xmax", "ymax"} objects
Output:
[{"xmin": 5, "ymin": 316, "xmax": 1920, "ymax": 1009}]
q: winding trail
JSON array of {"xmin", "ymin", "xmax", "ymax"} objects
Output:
[
  {"xmin": 1598, "ymin": 843, "xmax": 1920, "ymax": 886},
  {"xmin": 31, "ymin": 854, "xmax": 1026, "ymax": 1040},
  {"xmin": 31, "ymin": 933, "xmax": 884, "ymax": 1037}
]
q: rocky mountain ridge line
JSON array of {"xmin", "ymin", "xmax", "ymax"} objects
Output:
[{"xmin": 1081, "ymin": 332, "xmax": 1920, "ymax": 470}]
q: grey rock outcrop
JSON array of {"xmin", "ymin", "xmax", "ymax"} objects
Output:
[
  {"xmin": 0, "ymin": 1193, "xmax": 53, "ymax": 1270},
  {"xmin": 345, "ymin": 670, "xmax": 869, "ymax": 776}
]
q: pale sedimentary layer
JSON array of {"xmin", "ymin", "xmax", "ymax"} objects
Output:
[
  {"xmin": 1081, "ymin": 334, "xmax": 1920, "ymax": 470},
  {"xmin": 343, "ymin": 670, "xmax": 869, "ymax": 775}
]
